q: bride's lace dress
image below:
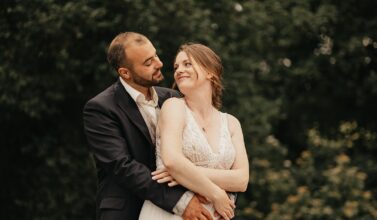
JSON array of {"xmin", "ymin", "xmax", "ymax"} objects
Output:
[{"xmin": 139, "ymin": 103, "xmax": 236, "ymax": 220}]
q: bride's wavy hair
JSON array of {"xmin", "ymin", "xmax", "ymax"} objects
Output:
[{"xmin": 174, "ymin": 43, "xmax": 224, "ymax": 110}]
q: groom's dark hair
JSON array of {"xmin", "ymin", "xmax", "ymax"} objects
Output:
[{"xmin": 107, "ymin": 32, "xmax": 148, "ymax": 71}]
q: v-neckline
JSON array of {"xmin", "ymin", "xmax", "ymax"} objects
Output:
[{"xmin": 185, "ymin": 105, "xmax": 223, "ymax": 154}]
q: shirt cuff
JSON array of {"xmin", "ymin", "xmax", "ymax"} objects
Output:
[
  {"xmin": 229, "ymin": 192, "xmax": 237, "ymax": 202},
  {"xmin": 172, "ymin": 191, "xmax": 194, "ymax": 216}
]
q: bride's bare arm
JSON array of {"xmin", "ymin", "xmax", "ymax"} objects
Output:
[
  {"xmin": 159, "ymin": 98, "xmax": 234, "ymax": 219},
  {"xmin": 154, "ymin": 113, "xmax": 249, "ymax": 193},
  {"xmin": 197, "ymin": 114, "xmax": 249, "ymax": 192}
]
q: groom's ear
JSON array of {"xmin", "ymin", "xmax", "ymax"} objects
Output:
[{"xmin": 118, "ymin": 67, "xmax": 131, "ymax": 80}]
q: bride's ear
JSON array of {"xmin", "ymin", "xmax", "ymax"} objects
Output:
[
  {"xmin": 118, "ymin": 67, "xmax": 131, "ymax": 80},
  {"xmin": 206, "ymin": 73, "xmax": 214, "ymax": 80}
]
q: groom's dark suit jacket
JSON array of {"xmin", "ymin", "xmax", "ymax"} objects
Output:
[{"xmin": 83, "ymin": 79, "xmax": 186, "ymax": 220}]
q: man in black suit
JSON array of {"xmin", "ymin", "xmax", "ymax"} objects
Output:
[{"xmin": 83, "ymin": 32, "xmax": 212, "ymax": 220}]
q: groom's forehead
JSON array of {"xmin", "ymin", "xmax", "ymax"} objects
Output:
[{"xmin": 127, "ymin": 42, "xmax": 155, "ymax": 62}]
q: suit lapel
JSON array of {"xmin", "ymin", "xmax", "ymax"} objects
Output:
[
  {"xmin": 157, "ymin": 89, "xmax": 165, "ymax": 108},
  {"xmin": 156, "ymin": 87, "xmax": 177, "ymax": 108},
  {"xmin": 114, "ymin": 80, "xmax": 154, "ymax": 147}
]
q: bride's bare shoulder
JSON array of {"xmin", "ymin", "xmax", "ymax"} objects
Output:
[
  {"xmin": 226, "ymin": 113, "xmax": 242, "ymax": 136},
  {"xmin": 162, "ymin": 97, "xmax": 185, "ymax": 109},
  {"xmin": 160, "ymin": 97, "xmax": 186, "ymax": 116}
]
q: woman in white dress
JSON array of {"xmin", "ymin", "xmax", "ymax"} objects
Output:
[{"xmin": 139, "ymin": 43, "xmax": 249, "ymax": 220}]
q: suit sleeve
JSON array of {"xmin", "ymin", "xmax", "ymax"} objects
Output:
[{"xmin": 83, "ymin": 99, "xmax": 186, "ymax": 213}]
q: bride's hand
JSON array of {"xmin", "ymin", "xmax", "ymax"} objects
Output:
[
  {"xmin": 151, "ymin": 168, "xmax": 179, "ymax": 187},
  {"xmin": 210, "ymin": 189, "xmax": 235, "ymax": 220}
]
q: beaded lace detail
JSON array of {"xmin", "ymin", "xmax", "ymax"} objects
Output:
[{"xmin": 156, "ymin": 103, "xmax": 235, "ymax": 170}]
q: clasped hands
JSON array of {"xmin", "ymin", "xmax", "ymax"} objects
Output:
[{"xmin": 152, "ymin": 168, "xmax": 235, "ymax": 220}]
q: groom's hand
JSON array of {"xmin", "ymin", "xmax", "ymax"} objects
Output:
[{"xmin": 182, "ymin": 194, "xmax": 213, "ymax": 220}]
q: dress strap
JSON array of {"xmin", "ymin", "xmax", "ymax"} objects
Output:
[
  {"xmin": 221, "ymin": 112, "xmax": 228, "ymax": 128},
  {"xmin": 221, "ymin": 112, "xmax": 232, "ymax": 137}
]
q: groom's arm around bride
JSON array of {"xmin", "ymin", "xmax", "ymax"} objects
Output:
[{"xmin": 83, "ymin": 32, "xmax": 212, "ymax": 220}]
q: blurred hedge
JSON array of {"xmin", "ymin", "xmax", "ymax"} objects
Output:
[{"xmin": 1, "ymin": 1, "xmax": 376, "ymax": 219}]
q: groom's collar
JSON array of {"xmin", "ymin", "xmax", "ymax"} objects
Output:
[{"xmin": 119, "ymin": 77, "xmax": 158, "ymax": 107}]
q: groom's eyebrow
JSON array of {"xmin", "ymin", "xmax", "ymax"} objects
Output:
[
  {"xmin": 142, "ymin": 51, "xmax": 157, "ymax": 64},
  {"xmin": 143, "ymin": 56, "xmax": 153, "ymax": 64}
]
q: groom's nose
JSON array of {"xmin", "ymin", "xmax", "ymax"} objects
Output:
[{"xmin": 155, "ymin": 57, "xmax": 163, "ymax": 69}]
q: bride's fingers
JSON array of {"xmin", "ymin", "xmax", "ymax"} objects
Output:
[
  {"xmin": 152, "ymin": 171, "xmax": 170, "ymax": 180},
  {"xmin": 227, "ymin": 209, "xmax": 234, "ymax": 219},
  {"xmin": 168, "ymin": 180, "xmax": 178, "ymax": 187},
  {"xmin": 230, "ymin": 201, "xmax": 236, "ymax": 209},
  {"xmin": 220, "ymin": 212, "xmax": 230, "ymax": 220},
  {"xmin": 156, "ymin": 176, "xmax": 173, "ymax": 183},
  {"xmin": 226, "ymin": 207, "xmax": 234, "ymax": 219},
  {"xmin": 151, "ymin": 168, "xmax": 167, "ymax": 176},
  {"xmin": 219, "ymin": 205, "xmax": 234, "ymax": 220}
]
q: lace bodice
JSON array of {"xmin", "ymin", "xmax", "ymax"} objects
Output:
[{"xmin": 155, "ymin": 104, "xmax": 236, "ymax": 170}]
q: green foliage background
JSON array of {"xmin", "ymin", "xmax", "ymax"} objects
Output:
[{"xmin": 1, "ymin": 0, "xmax": 376, "ymax": 219}]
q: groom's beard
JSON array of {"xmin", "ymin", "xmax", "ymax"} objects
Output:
[{"xmin": 130, "ymin": 70, "xmax": 164, "ymax": 87}]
